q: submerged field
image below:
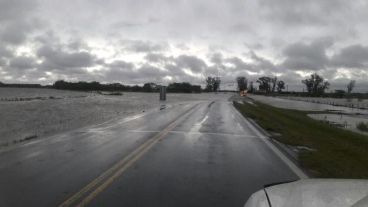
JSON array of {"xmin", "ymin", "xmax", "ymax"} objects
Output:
[
  {"xmin": 0, "ymin": 88, "xmax": 231, "ymax": 146},
  {"xmin": 234, "ymin": 100, "xmax": 368, "ymax": 178}
]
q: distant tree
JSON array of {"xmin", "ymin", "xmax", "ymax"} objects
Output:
[
  {"xmin": 236, "ymin": 76, "xmax": 248, "ymax": 91},
  {"xmin": 142, "ymin": 82, "xmax": 158, "ymax": 92},
  {"xmin": 249, "ymin": 81, "xmax": 254, "ymax": 93},
  {"xmin": 271, "ymin": 77, "xmax": 277, "ymax": 93},
  {"xmin": 347, "ymin": 80, "xmax": 356, "ymax": 93},
  {"xmin": 205, "ymin": 77, "xmax": 214, "ymax": 92},
  {"xmin": 257, "ymin": 76, "xmax": 272, "ymax": 93},
  {"xmin": 205, "ymin": 76, "xmax": 221, "ymax": 92},
  {"xmin": 276, "ymin": 80, "xmax": 285, "ymax": 93},
  {"xmin": 334, "ymin": 90, "xmax": 346, "ymax": 98},
  {"xmin": 301, "ymin": 73, "xmax": 330, "ymax": 95},
  {"xmin": 131, "ymin": 85, "xmax": 142, "ymax": 92},
  {"xmin": 213, "ymin": 77, "xmax": 221, "ymax": 92},
  {"xmin": 53, "ymin": 80, "xmax": 68, "ymax": 89},
  {"xmin": 167, "ymin": 82, "xmax": 201, "ymax": 93}
]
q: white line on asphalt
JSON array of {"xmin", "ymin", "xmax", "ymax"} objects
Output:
[{"xmin": 231, "ymin": 103, "xmax": 309, "ymax": 179}]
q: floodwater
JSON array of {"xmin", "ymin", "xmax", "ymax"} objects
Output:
[
  {"xmin": 0, "ymin": 87, "xmax": 233, "ymax": 145},
  {"xmin": 308, "ymin": 113, "xmax": 368, "ymax": 135},
  {"xmin": 248, "ymin": 94, "xmax": 368, "ymax": 115}
]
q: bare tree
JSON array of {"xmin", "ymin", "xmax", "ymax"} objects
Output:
[
  {"xmin": 213, "ymin": 77, "xmax": 221, "ymax": 92},
  {"xmin": 257, "ymin": 77, "xmax": 272, "ymax": 93},
  {"xmin": 236, "ymin": 76, "xmax": 248, "ymax": 91},
  {"xmin": 347, "ymin": 80, "xmax": 356, "ymax": 93},
  {"xmin": 205, "ymin": 76, "xmax": 221, "ymax": 92},
  {"xmin": 249, "ymin": 81, "xmax": 254, "ymax": 93},
  {"xmin": 276, "ymin": 80, "xmax": 285, "ymax": 93},
  {"xmin": 271, "ymin": 77, "xmax": 277, "ymax": 93},
  {"xmin": 302, "ymin": 73, "xmax": 330, "ymax": 95}
]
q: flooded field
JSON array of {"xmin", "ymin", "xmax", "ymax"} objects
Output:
[
  {"xmin": 283, "ymin": 96, "xmax": 368, "ymax": 109},
  {"xmin": 0, "ymin": 88, "xmax": 232, "ymax": 146},
  {"xmin": 248, "ymin": 94, "xmax": 368, "ymax": 134},
  {"xmin": 308, "ymin": 114, "xmax": 368, "ymax": 135},
  {"xmin": 248, "ymin": 94, "xmax": 368, "ymax": 115}
]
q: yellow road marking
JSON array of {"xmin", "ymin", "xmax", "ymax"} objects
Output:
[{"xmin": 59, "ymin": 103, "xmax": 199, "ymax": 207}]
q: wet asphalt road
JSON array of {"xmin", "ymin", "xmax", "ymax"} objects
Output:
[{"xmin": 0, "ymin": 98, "xmax": 298, "ymax": 207}]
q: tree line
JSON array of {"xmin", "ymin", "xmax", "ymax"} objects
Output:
[
  {"xmin": 0, "ymin": 82, "xmax": 42, "ymax": 88},
  {"xmin": 52, "ymin": 80, "xmax": 202, "ymax": 93},
  {"xmin": 236, "ymin": 73, "xmax": 358, "ymax": 97},
  {"xmin": 236, "ymin": 76, "xmax": 286, "ymax": 94}
]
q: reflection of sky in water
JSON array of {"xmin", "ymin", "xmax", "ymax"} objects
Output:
[{"xmin": 249, "ymin": 95, "xmax": 368, "ymax": 115}]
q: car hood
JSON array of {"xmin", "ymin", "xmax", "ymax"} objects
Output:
[{"xmin": 244, "ymin": 179, "xmax": 368, "ymax": 207}]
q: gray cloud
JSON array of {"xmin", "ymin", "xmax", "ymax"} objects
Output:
[
  {"xmin": 0, "ymin": 0, "xmax": 41, "ymax": 45},
  {"xmin": 259, "ymin": 0, "xmax": 347, "ymax": 26},
  {"xmin": 0, "ymin": 0, "xmax": 367, "ymax": 90},
  {"xmin": 9, "ymin": 56, "xmax": 36, "ymax": 70},
  {"xmin": 226, "ymin": 57, "xmax": 256, "ymax": 72},
  {"xmin": 37, "ymin": 45, "xmax": 97, "ymax": 69},
  {"xmin": 175, "ymin": 55, "xmax": 207, "ymax": 73},
  {"xmin": 122, "ymin": 40, "xmax": 168, "ymax": 53},
  {"xmin": 0, "ymin": 47, "xmax": 13, "ymax": 58},
  {"xmin": 144, "ymin": 53, "xmax": 173, "ymax": 63},
  {"xmin": 282, "ymin": 38, "xmax": 333, "ymax": 70},
  {"xmin": 0, "ymin": 0, "xmax": 36, "ymax": 22},
  {"xmin": 331, "ymin": 44, "xmax": 368, "ymax": 68}
]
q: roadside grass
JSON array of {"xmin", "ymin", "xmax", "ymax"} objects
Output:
[{"xmin": 234, "ymin": 101, "xmax": 368, "ymax": 178}]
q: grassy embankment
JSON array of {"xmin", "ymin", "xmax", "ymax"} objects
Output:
[{"xmin": 234, "ymin": 101, "xmax": 368, "ymax": 178}]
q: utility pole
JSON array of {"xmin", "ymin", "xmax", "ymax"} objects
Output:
[{"xmin": 159, "ymin": 85, "xmax": 166, "ymax": 101}]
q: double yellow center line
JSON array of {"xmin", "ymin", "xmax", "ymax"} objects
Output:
[{"xmin": 59, "ymin": 103, "xmax": 200, "ymax": 207}]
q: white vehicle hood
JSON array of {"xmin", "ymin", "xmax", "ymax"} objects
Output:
[{"xmin": 245, "ymin": 179, "xmax": 368, "ymax": 207}]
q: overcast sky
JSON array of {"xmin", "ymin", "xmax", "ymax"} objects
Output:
[{"xmin": 0, "ymin": 0, "xmax": 368, "ymax": 91}]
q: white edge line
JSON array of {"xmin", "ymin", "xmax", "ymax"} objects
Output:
[{"xmin": 231, "ymin": 103, "xmax": 309, "ymax": 179}]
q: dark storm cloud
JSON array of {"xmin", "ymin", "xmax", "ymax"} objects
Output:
[
  {"xmin": 9, "ymin": 56, "xmax": 37, "ymax": 70},
  {"xmin": 226, "ymin": 57, "xmax": 256, "ymax": 72},
  {"xmin": 37, "ymin": 45, "xmax": 97, "ymax": 69},
  {"xmin": 0, "ymin": 0, "xmax": 367, "ymax": 89},
  {"xmin": 104, "ymin": 62, "xmax": 171, "ymax": 83},
  {"xmin": 330, "ymin": 44, "xmax": 368, "ymax": 68},
  {"xmin": 175, "ymin": 55, "xmax": 207, "ymax": 73},
  {"xmin": 282, "ymin": 38, "xmax": 333, "ymax": 70},
  {"xmin": 107, "ymin": 60, "xmax": 134, "ymax": 70},
  {"xmin": 250, "ymin": 51, "xmax": 278, "ymax": 71}
]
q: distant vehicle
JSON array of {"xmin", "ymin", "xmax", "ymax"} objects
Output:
[
  {"xmin": 240, "ymin": 90, "xmax": 248, "ymax": 96},
  {"xmin": 244, "ymin": 179, "xmax": 368, "ymax": 207}
]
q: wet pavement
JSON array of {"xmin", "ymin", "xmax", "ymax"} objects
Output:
[{"xmin": 0, "ymin": 99, "xmax": 299, "ymax": 207}]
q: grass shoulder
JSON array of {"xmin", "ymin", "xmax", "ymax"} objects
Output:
[{"xmin": 233, "ymin": 101, "xmax": 368, "ymax": 178}]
